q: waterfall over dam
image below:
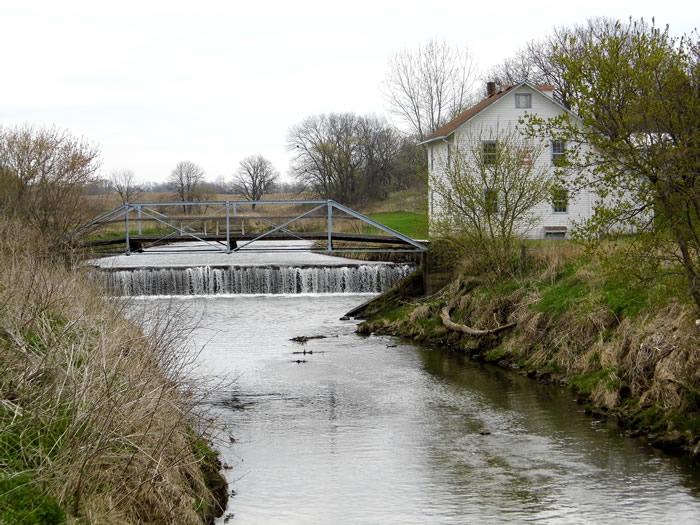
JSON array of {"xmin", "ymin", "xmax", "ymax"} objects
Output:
[{"xmin": 96, "ymin": 263, "xmax": 414, "ymax": 296}]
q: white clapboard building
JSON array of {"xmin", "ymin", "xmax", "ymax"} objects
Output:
[{"xmin": 421, "ymin": 81, "xmax": 594, "ymax": 239}]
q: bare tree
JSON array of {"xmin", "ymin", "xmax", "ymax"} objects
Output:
[
  {"xmin": 484, "ymin": 17, "xmax": 619, "ymax": 108},
  {"xmin": 231, "ymin": 155, "xmax": 278, "ymax": 209},
  {"xmin": 384, "ymin": 39, "xmax": 476, "ymax": 140},
  {"xmin": 288, "ymin": 113, "xmax": 403, "ymax": 202},
  {"xmin": 0, "ymin": 125, "xmax": 100, "ymax": 241},
  {"xmin": 168, "ymin": 160, "xmax": 205, "ymax": 213},
  {"xmin": 109, "ymin": 169, "xmax": 140, "ymax": 204},
  {"xmin": 431, "ymin": 128, "xmax": 552, "ymax": 275}
]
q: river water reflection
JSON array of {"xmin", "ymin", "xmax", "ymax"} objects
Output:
[{"xmin": 135, "ymin": 294, "xmax": 700, "ymax": 524}]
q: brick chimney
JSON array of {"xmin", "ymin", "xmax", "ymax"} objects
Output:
[
  {"xmin": 486, "ymin": 81, "xmax": 497, "ymax": 97},
  {"xmin": 537, "ymin": 84, "xmax": 555, "ymax": 98}
]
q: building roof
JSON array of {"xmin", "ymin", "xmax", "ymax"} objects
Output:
[{"xmin": 419, "ymin": 81, "xmax": 558, "ymax": 145}]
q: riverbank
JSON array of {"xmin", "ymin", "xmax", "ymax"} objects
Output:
[
  {"xmin": 357, "ymin": 240, "xmax": 700, "ymax": 458},
  {"xmin": 0, "ymin": 220, "xmax": 227, "ymax": 524}
]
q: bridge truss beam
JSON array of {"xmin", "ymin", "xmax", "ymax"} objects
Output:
[{"xmin": 78, "ymin": 200, "xmax": 427, "ymax": 255}]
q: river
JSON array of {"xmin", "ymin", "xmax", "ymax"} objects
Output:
[{"xmin": 130, "ymin": 294, "xmax": 700, "ymax": 524}]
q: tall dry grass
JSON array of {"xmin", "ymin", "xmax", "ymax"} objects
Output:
[{"xmin": 0, "ymin": 218, "xmax": 225, "ymax": 523}]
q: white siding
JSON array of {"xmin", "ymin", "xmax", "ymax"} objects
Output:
[{"xmin": 427, "ymin": 84, "xmax": 597, "ymax": 239}]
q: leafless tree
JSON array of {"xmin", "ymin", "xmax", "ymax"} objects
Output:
[
  {"xmin": 484, "ymin": 17, "xmax": 618, "ymax": 108},
  {"xmin": 109, "ymin": 169, "xmax": 140, "ymax": 204},
  {"xmin": 231, "ymin": 155, "xmax": 278, "ymax": 209},
  {"xmin": 384, "ymin": 39, "xmax": 476, "ymax": 140},
  {"xmin": 288, "ymin": 113, "xmax": 404, "ymax": 202},
  {"xmin": 168, "ymin": 160, "xmax": 205, "ymax": 213},
  {"xmin": 0, "ymin": 125, "xmax": 100, "ymax": 241}
]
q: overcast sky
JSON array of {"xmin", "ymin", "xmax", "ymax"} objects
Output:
[{"xmin": 1, "ymin": 0, "xmax": 697, "ymax": 183}]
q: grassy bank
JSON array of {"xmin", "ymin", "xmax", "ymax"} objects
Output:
[
  {"xmin": 364, "ymin": 188, "xmax": 428, "ymax": 239},
  {"xmin": 365, "ymin": 211, "xmax": 428, "ymax": 239},
  {"xmin": 358, "ymin": 240, "xmax": 700, "ymax": 457},
  {"xmin": 0, "ymin": 219, "xmax": 227, "ymax": 524}
]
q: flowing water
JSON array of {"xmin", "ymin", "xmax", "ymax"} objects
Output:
[
  {"xmin": 129, "ymin": 294, "xmax": 700, "ymax": 525},
  {"xmin": 91, "ymin": 241, "xmax": 413, "ymax": 295},
  {"xmin": 99, "ymin": 264, "xmax": 412, "ymax": 295}
]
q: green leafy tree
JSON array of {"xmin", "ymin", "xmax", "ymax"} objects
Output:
[{"xmin": 524, "ymin": 19, "xmax": 700, "ymax": 310}]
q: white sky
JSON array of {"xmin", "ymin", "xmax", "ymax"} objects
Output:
[{"xmin": 1, "ymin": 0, "xmax": 697, "ymax": 183}]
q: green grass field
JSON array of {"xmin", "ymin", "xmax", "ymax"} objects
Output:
[{"xmin": 367, "ymin": 211, "xmax": 429, "ymax": 239}]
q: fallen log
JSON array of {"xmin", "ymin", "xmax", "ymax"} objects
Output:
[{"xmin": 440, "ymin": 305, "xmax": 516, "ymax": 336}]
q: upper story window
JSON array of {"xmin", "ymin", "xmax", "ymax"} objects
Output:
[
  {"xmin": 515, "ymin": 93, "xmax": 532, "ymax": 109},
  {"xmin": 482, "ymin": 140, "xmax": 497, "ymax": 165},
  {"xmin": 551, "ymin": 140, "xmax": 567, "ymax": 166},
  {"xmin": 551, "ymin": 185, "xmax": 569, "ymax": 213}
]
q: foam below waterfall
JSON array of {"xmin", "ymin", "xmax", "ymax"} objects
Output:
[{"xmin": 96, "ymin": 264, "xmax": 414, "ymax": 295}]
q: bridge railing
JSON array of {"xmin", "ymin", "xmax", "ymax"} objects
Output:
[{"xmin": 77, "ymin": 199, "xmax": 427, "ymax": 255}]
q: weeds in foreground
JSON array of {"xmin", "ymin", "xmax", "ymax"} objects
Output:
[{"xmin": 0, "ymin": 219, "xmax": 225, "ymax": 523}]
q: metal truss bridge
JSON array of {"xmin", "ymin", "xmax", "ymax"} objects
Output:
[{"xmin": 76, "ymin": 199, "xmax": 427, "ymax": 255}]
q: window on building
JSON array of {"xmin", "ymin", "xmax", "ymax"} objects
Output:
[
  {"xmin": 446, "ymin": 142, "xmax": 452, "ymax": 169},
  {"xmin": 544, "ymin": 226, "xmax": 568, "ymax": 239},
  {"xmin": 484, "ymin": 189, "xmax": 498, "ymax": 214},
  {"xmin": 515, "ymin": 93, "xmax": 532, "ymax": 109},
  {"xmin": 551, "ymin": 140, "xmax": 567, "ymax": 166},
  {"xmin": 544, "ymin": 231, "xmax": 567, "ymax": 239},
  {"xmin": 551, "ymin": 185, "xmax": 569, "ymax": 213},
  {"xmin": 482, "ymin": 140, "xmax": 497, "ymax": 165}
]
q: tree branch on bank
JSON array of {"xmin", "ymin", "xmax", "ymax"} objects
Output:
[{"xmin": 440, "ymin": 303, "xmax": 516, "ymax": 336}]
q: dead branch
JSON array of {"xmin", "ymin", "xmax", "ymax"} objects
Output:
[{"xmin": 440, "ymin": 302, "xmax": 516, "ymax": 336}]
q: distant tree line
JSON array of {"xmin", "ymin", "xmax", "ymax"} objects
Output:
[{"xmin": 288, "ymin": 113, "xmax": 426, "ymax": 204}]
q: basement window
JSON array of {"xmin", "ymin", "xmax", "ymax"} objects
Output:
[
  {"xmin": 515, "ymin": 93, "xmax": 532, "ymax": 109},
  {"xmin": 544, "ymin": 231, "xmax": 567, "ymax": 239},
  {"xmin": 544, "ymin": 226, "xmax": 568, "ymax": 239}
]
